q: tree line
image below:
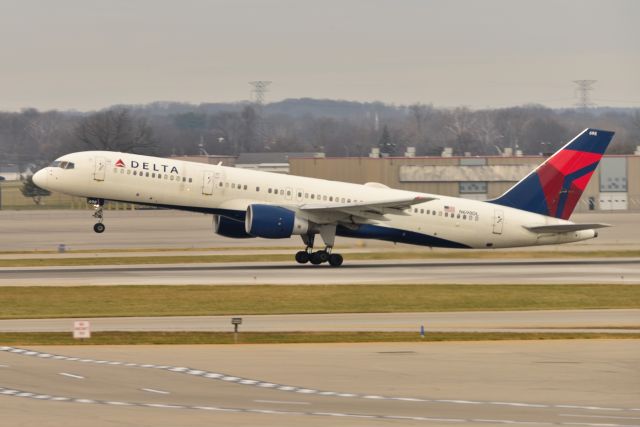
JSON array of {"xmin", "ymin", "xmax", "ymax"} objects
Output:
[{"xmin": 1, "ymin": 99, "xmax": 638, "ymax": 172}]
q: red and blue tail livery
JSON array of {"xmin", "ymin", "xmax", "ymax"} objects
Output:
[{"xmin": 490, "ymin": 128, "xmax": 615, "ymax": 220}]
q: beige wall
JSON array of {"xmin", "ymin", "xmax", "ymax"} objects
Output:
[{"xmin": 290, "ymin": 155, "xmax": 640, "ymax": 212}]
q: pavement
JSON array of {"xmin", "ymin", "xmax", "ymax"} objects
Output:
[
  {"xmin": 1, "ymin": 340, "xmax": 638, "ymax": 426},
  {"xmin": 1, "ymin": 257, "xmax": 639, "ymax": 285},
  {"xmin": 0, "ymin": 209, "xmax": 639, "ymax": 252},
  {"xmin": 1, "ymin": 309, "xmax": 639, "ymax": 334}
]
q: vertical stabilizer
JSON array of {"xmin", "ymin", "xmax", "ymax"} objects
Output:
[{"xmin": 490, "ymin": 128, "xmax": 615, "ymax": 219}]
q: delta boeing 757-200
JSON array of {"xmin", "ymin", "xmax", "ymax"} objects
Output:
[{"xmin": 32, "ymin": 128, "xmax": 614, "ymax": 267}]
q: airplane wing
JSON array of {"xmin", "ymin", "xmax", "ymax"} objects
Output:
[
  {"xmin": 299, "ymin": 196, "xmax": 437, "ymax": 222},
  {"xmin": 524, "ymin": 223, "xmax": 611, "ymax": 233}
]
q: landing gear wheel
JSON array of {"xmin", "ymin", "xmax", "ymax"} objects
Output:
[
  {"xmin": 93, "ymin": 223, "xmax": 105, "ymax": 233},
  {"xmin": 328, "ymin": 253, "xmax": 343, "ymax": 267},
  {"xmin": 317, "ymin": 250, "xmax": 329, "ymax": 263},
  {"xmin": 310, "ymin": 252, "xmax": 324, "ymax": 265},
  {"xmin": 295, "ymin": 251, "xmax": 309, "ymax": 264}
]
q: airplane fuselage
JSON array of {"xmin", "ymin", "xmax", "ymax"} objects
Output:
[{"xmin": 34, "ymin": 151, "xmax": 596, "ymax": 250}]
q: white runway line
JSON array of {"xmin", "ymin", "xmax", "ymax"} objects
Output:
[
  {"xmin": 254, "ymin": 399, "xmax": 311, "ymax": 405},
  {"xmin": 140, "ymin": 388, "xmax": 170, "ymax": 395},
  {"xmin": 59, "ymin": 372, "xmax": 84, "ymax": 379}
]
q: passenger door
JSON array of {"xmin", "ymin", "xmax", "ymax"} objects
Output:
[
  {"xmin": 93, "ymin": 156, "xmax": 106, "ymax": 181},
  {"xmin": 202, "ymin": 171, "xmax": 215, "ymax": 195}
]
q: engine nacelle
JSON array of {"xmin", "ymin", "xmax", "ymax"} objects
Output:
[
  {"xmin": 245, "ymin": 204, "xmax": 309, "ymax": 239},
  {"xmin": 213, "ymin": 215, "xmax": 254, "ymax": 238}
]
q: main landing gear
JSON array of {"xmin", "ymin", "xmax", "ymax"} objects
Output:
[
  {"xmin": 89, "ymin": 198, "xmax": 106, "ymax": 233},
  {"xmin": 295, "ymin": 227, "xmax": 344, "ymax": 267}
]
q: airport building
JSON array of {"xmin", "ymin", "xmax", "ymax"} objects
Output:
[{"xmin": 290, "ymin": 152, "xmax": 640, "ymax": 212}]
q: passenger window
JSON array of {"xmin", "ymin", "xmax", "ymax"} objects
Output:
[
  {"xmin": 189, "ymin": 178, "xmax": 192, "ymax": 183},
  {"xmin": 268, "ymin": 188, "xmax": 272, "ymax": 194},
  {"xmin": 305, "ymin": 193, "xmax": 309, "ymax": 198},
  {"xmin": 170, "ymin": 175, "xmax": 174, "ymax": 181},
  {"xmin": 298, "ymin": 192, "xmax": 302, "ymax": 198},
  {"xmin": 244, "ymin": 185, "xmax": 247, "ymax": 190},
  {"xmin": 341, "ymin": 198, "xmax": 345, "ymax": 203},
  {"xmin": 231, "ymin": 183, "xmax": 235, "ymax": 189},
  {"xmin": 256, "ymin": 186, "xmax": 260, "ymax": 192},
  {"xmin": 420, "ymin": 209, "xmax": 424, "ymax": 214},
  {"xmin": 280, "ymin": 190, "xmax": 284, "ymax": 195},
  {"xmin": 127, "ymin": 170, "xmax": 131, "ymax": 175},
  {"xmin": 413, "ymin": 209, "xmax": 418, "ymax": 213},
  {"xmin": 329, "ymin": 196, "xmax": 333, "ymax": 202},
  {"xmin": 133, "ymin": 171, "xmax": 137, "ymax": 176},
  {"xmin": 311, "ymin": 194, "xmax": 315, "ymax": 199},
  {"xmin": 463, "ymin": 215, "xmax": 467, "ymax": 220},
  {"xmin": 145, "ymin": 172, "xmax": 150, "ymax": 177},
  {"xmin": 152, "ymin": 173, "xmax": 156, "ymax": 178},
  {"xmin": 323, "ymin": 195, "xmax": 327, "ymax": 201},
  {"xmin": 287, "ymin": 190, "xmax": 291, "ymax": 196}
]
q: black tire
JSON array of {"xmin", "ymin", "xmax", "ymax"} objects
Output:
[
  {"xmin": 317, "ymin": 250, "xmax": 329, "ymax": 263},
  {"xmin": 328, "ymin": 253, "xmax": 343, "ymax": 267},
  {"xmin": 295, "ymin": 251, "xmax": 309, "ymax": 264},
  {"xmin": 93, "ymin": 223, "xmax": 105, "ymax": 233},
  {"xmin": 310, "ymin": 252, "xmax": 323, "ymax": 265}
]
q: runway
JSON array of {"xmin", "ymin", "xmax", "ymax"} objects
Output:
[
  {"xmin": 1, "ymin": 341, "xmax": 638, "ymax": 426},
  {"xmin": 1, "ymin": 309, "xmax": 639, "ymax": 333},
  {"xmin": 1, "ymin": 258, "xmax": 639, "ymax": 285},
  {"xmin": 1, "ymin": 210, "xmax": 639, "ymax": 252}
]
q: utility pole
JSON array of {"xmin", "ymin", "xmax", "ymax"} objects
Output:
[
  {"xmin": 249, "ymin": 81, "xmax": 271, "ymax": 105},
  {"xmin": 573, "ymin": 80, "xmax": 597, "ymax": 111}
]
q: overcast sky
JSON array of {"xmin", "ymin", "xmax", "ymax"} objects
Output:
[{"xmin": 0, "ymin": 0, "xmax": 638, "ymax": 111}]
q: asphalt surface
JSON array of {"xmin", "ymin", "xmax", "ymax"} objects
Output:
[
  {"xmin": 1, "ymin": 341, "xmax": 638, "ymax": 426},
  {"xmin": 1, "ymin": 257, "xmax": 639, "ymax": 285},
  {"xmin": 1, "ymin": 309, "xmax": 639, "ymax": 333},
  {"xmin": 1, "ymin": 209, "xmax": 639, "ymax": 252}
]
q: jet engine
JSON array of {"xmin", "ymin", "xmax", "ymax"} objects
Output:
[
  {"xmin": 213, "ymin": 215, "xmax": 254, "ymax": 238},
  {"xmin": 245, "ymin": 204, "xmax": 309, "ymax": 238}
]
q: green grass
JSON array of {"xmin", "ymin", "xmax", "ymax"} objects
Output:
[
  {"xmin": 1, "ymin": 331, "xmax": 638, "ymax": 346},
  {"xmin": 1, "ymin": 250, "xmax": 639, "ymax": 267},
  {"xmin": 1, "ymin": 284, "xmax": 639, "ymax": 320}
]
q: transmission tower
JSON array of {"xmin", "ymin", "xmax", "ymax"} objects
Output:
[
  {"xmin": 573, "ymin": 80, "xmax": 597, "ymax": 110},
  {"xmin": 249, "ymin": 81, "xmax": 272, "ymax": 105}
]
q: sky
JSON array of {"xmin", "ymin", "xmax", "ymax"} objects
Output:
[{"xmin": 0, "ymin": 0, "xmax": 638, "ymax": 111}]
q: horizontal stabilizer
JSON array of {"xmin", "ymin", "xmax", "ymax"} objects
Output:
[{"xmin": 524, "ymin": 223, "xmax": 611, "ymax": 234}]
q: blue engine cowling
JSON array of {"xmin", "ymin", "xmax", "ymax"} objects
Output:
[
  {"xmin": 213, "ymin": 215, "xmax": 254, "ymax": 238},
  {"xmin": 245, "ymin": 204, "xmax": 309, "ymax": 239}
]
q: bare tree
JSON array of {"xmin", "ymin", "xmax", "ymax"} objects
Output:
[{"xmin": 75, "ymin": 108, "xmax": 155, "ymax": 153}]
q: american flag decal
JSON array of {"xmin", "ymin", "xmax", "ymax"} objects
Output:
[{"xmin": 444, "ymin": 205, "xmax": 455, "ymax": 214}]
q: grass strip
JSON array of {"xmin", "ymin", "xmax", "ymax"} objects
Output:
[
  {"xmin": 1, "ymin": 250, "xmax": 639, "ymax": 267},
  {"xmin": 1, "ymin": 284, "xmax": 639, "ymax": 319},
  {"xmin": 1, "ymin": 331, "xmax": 638, "ymax": 346}
]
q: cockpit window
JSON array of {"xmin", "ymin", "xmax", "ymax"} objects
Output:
[{"xmin": 52, "ymin": 161, "xmax": 75, "ymax": 169}]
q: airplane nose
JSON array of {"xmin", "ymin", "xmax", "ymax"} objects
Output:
[{"xmin": 32, "ymin": 169, "xmax": 48, "ymax": 188}]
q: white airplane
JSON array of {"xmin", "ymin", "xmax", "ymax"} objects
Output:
[{"xmin": 33, "ymin": 128, "xmax": 614, "ymax": 267}]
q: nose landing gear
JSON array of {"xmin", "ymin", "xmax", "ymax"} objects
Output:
[
  {"xmin": 295, "ymin": 227, "xmax": 343, "ymax": 267},
  {"xmin": 89, "ymin": 198, "xmax": 105, "ymax": 233}
]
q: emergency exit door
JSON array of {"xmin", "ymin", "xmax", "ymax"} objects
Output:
[{"xmin": 492, "ymin": 209, "xmax": 504, "ymax": 234}]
